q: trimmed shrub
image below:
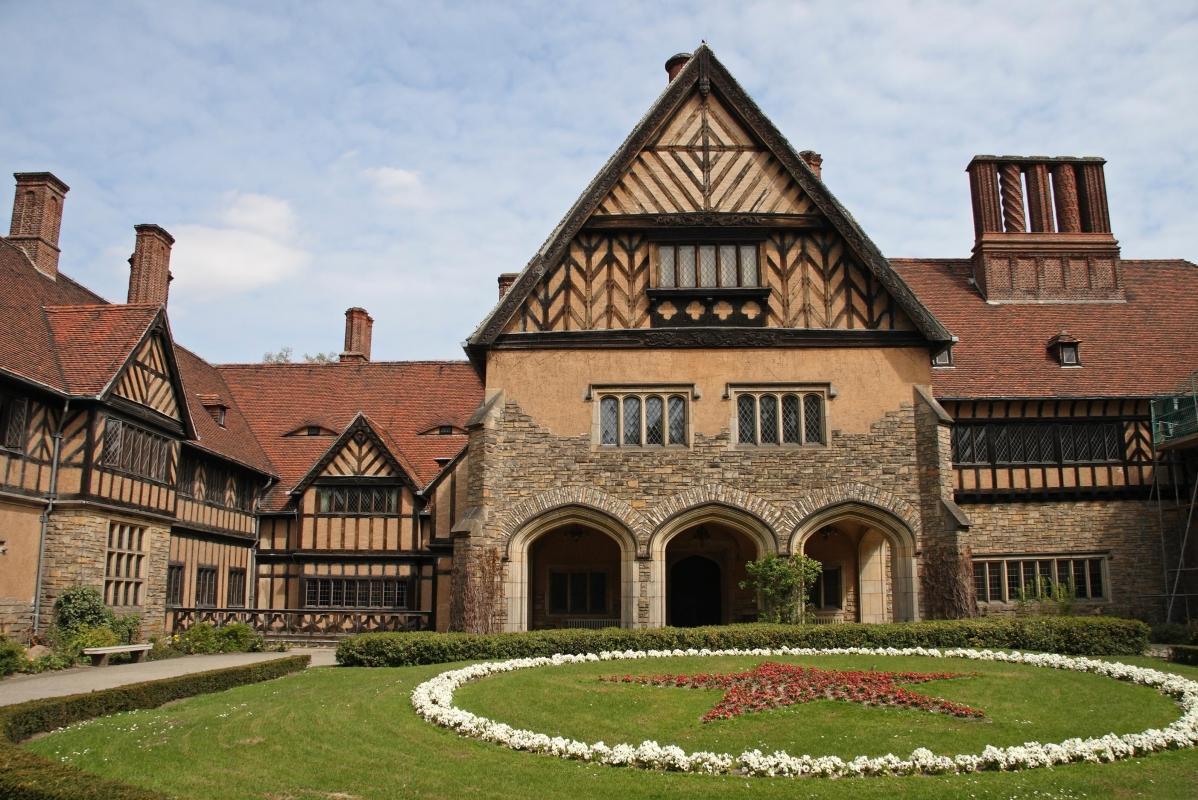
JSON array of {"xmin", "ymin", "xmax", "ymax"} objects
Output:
[
  {"xmin": 215, "ymin": 622, "xmax": 264, "ymax": 653},
  {"xmin": 0, "ymin": 637, "xmax": 23, "ymax": 677},
  {"xmin": 336, "ymin": 616, "xmax": 1150, "ymax": 668},
  {"xmin": 52, "ymin": 586, "xmax": 111, "ymax": 633},
  {"xmin": 1169, "ymin": 644, "xmax": 1198, "ymax": 667},
  {"xmin": 0, "ymin": 654, "xmax": 309, "ymax": 800}
]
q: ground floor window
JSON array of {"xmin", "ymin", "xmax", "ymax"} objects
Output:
[
  {"xmin": 548, "ymin": 570, "xmax": 608, "ymax": 615},
  {"xmin": 166, "ymin": 562, "xmax": 184, "ymax": 606},
  {"xmin": 810, "ymin": 566, "xmax": 843, "ymax": 609},
  {"xmin": 104, "ymin": 522, "xmax": 146, "ymax": 607},
  {"xmin": 973, "ymin": 555, "xmax": 1106, "ymax": 603},
  {"xmin": 195, "ymin": 565, "xmax": 218, "ymax": 608},
  {"xmin": 227, "ymin": 567, "xmax": 247, "ymax": 608},
  {"xmin": 304, "ymin": 577, "xmax": 409, "ymax": 609}
]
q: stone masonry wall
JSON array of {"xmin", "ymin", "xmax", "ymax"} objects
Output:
[
  {"xmin": 468, "ymin": 391, "xmax": 947, "ymax": 629},
  {"xmin": 964, "ymin": 499, "xmax": 1177, "ymax": 620},
  {"xmin": 39, "ymin": 507, "xmax": 170, "ymax": 636}
]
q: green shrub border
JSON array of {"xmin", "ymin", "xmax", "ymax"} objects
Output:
[
  {"xmin": 336, "ymin": 616, "xmax": 1150, "ymax": 668},
  {"xmin": 0, "ymin": 654, "xmax": 309, "ymax": 800},
  {"xmin": 1169, "ymin": 644, "xmax": 1198, "ymax": 666}
]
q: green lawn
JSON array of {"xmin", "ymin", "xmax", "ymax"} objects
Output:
[{"xmin": 24, "ymin": 655, "xmax": 1198, "ymax": 800}]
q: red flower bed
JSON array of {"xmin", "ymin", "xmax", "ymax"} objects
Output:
[{"xmin": 603, "ymin": 662, "xmax": 984, "ymax": 722}]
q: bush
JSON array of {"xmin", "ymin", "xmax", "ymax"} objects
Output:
[
  {"xmin": 64, "ymin": 625, "xmax": 119, "ymax": 660},
  {"xmin": 21, "ymin": 653, "xmax": 75, "ymax": 674},
  {"xmin": 0, "ymin": 637, "xmax": 23, "ymax": 677},
  {"xmin": 336, "ymin": 616, "xmax": 1150, "ymax": 667},
  {"xmin": 215, "ymin": 622, "xmax": 264, "ymax": 653},
  {"xmin": 110, "ymin": 614, "xmax": 141, "ymax": 646},
  {"xmin": 52, "ymin": 586, "xmax": 112, "ymax": 633},
  {"xmin": 174, "ymin": 623, "xmax": 221, "ymax": 654},
  {"xmin": 1151, "ymin": 622, "xmax": 1194, "ymax": 645},
  {"xmin": 1169, "ymin": 644, "xmax": 1198, "ymax": 666},
  {"xmin": 0, "ymin": 655, "xmax": 309, "ymax": 800}
]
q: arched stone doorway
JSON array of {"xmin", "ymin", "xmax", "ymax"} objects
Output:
[
  {"xmin": 791, "ymin": 502, "xmax": 919, "ymax": 623},
  {"xmin": 649, "ymin": 504, "xmax": 777, "ymax": 627},
  {"xmin": 503, "ymin": 506, "xmax": 637, "ymax": 632}
]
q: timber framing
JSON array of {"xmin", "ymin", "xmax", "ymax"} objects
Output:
[
  {"xmin": 468, "ymin": 44, "xmax": 953, "ymax": 355},
  {"xmin": 492, "ymin": 328, "xmax": 928, "ymax": 350},
  {"xmin": 289, "ymin": 412, "xmax": 420, "ymax": 497}
]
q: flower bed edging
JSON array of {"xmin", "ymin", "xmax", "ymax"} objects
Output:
[{"xmin": 410, "ymin": 647, "xmax": 1198, "ymax": 778}]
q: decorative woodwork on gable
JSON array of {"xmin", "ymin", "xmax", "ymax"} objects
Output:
[
  {"xmin": 594, "ymin": 93, "xmax": 813, "ymax": 217},
  {"xmin": 321, "ymin": 430, "xmax": 399, "ymax": 478},
  {"xmin": 505, "ymin": 230, "xmax": 914, "ymax": 333},
  {"xmin": 113, "ymin": 334, "xmax": 181, "ymax": 420}
]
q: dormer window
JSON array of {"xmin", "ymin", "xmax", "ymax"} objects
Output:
[
  {"xmin": 418, "ymin": 424, "xmax": 464, "ymax": 436},
  {"xmin": 285, "ymin": 423, "xmax": 337, "ymax": 437},
  {"xmin": 197, "ymin": 394, "xmax": 228, "ymax": 428},
  {"xmin": 931, "ymin": 346, "xmax": 953, "ymax": 368},
  {"xmin": 437, "ymin": 425, "xmax": 454, "ymax": 435},
  {"xmin": 1048, "ymin": 332, "xmax": 1081, "ymax": 367},
  {"xmin": 657, "ymin": 243, "xmax": 759, "ymax": 288}
]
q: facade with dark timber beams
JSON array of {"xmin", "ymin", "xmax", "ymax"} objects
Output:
[{"xmin": 1, "ymin": 46, "xmax": 1196, "ymax": 641}]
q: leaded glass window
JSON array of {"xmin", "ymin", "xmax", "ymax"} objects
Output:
[
  {"xmin": 622, "ymin": 396, "xmax": 642, "ymax": 446},
  {"xmin": 759, "ymin": 394, "xmax": 779, "ymax": 444},
  {"xmin": 304, "ymin": 577, "xmax": 409, "ymax": 609},
  {"xmin": 736, "ymin": 391, "xmax": 826, "ymax": 446},
  {"xmin": 657, "ymin": 243, "xmax": 760, "ymax": 288},
  {"xmin": 316, "ymin": 486, "xmax": 401, "ymax": 516},
  {"xmin": 803, "ymin": 394, "xmax": 825, "ymax": 444},
  {"xmin": 600, "ymin": 397, "xmax": 619, "ymax": 445},
  {"xmin": 668, "ymin": 395, "xmax": 686, "ymax": 445},
  {"xmin": 952, "ymin": 420, "xmax": 1123, "ymax": 466},
  {"xmin": 645, "ymin": 396, "xmax": 664, "ymax": 445},
  {"xmin": 973, "ymin": 555, "xmax": 1107, "ymax": 603},
  {"xmin": 597, "ymin": 390, "xmax": 690, "ymax": 447},
  {"xmin": 782, "ymin": 394, "xmax": 801, "ymax": 444}
]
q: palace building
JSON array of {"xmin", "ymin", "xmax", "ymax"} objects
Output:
[{"xmin": 1, "ymin": 46, "xmax": 1195, "ymax": 641}]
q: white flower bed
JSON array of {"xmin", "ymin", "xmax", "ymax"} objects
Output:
[{"xmin": 410, "ymin": 647, "xmax": 1198, "ymax": 778}]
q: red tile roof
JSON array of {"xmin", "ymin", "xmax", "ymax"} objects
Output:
[
  {"xmin": 218, "ymin": 361, "xmax": 483, "ymax": 510},
  {"xmin": 895, "ymin": 258, "xmax": 1198, "ymax": 399},
  {"xmin": 43, "ymin": 304, "xmax": 159, "ymax": 395}
]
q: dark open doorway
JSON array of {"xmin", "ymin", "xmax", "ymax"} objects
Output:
[{"xmin": 668, "ymin": 555, "xmax": 722, "ymax": 627}]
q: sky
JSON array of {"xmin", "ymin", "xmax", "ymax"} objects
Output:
[{"xmin": 2, "ymin": 0, "xmax": 1195, "ymax": 363}]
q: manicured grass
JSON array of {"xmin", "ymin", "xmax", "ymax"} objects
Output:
[{"xmin": 24, "ymin": 656, "xmax": 1198, "ymax": 799}]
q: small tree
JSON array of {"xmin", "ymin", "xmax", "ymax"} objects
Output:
[{"xmin": 740, "ymin": 553, "xmax": 823, "ymax": 624}]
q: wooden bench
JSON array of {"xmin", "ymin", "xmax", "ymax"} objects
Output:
[{"xmin": 82, "ymin": 643, "xmax": 152, "ymax": 667}]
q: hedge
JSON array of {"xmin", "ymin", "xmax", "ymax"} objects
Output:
[
  {"xmin": 335, "ymin": 616, "xmax": 1150, "ymax": 667},
  {"xmin": 0, "ymin": 654, "xmax": 309, "ymax": 800},
  {"xmin": 1170, "ymin": 644, "xmax": 1198, "ymax": 667}
]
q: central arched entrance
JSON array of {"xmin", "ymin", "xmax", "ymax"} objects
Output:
[
  {"xmin": 651, "ymin": 504, "xmax": 777, "ymax": 627},
  {"xmin": 669, "ymin": 555, "xmax": 722, "ymax": 626}
]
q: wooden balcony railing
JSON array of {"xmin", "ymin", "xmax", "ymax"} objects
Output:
[{"xmin": 168, "ymin": 607, "xmax": 430, "ymax": 639}]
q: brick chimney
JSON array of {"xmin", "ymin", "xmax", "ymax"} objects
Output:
[
  {"xmin": 966, "ymin": 156, "xmax": 1122, "ymax": 303},
  {"xmin": 497, "ymin": 272, "xmax": 518, "ymax": 298},
  {"xmin": 800, "ymin": 150, "xmax": 823, "ymax": 180},
  {"xmin": 665, "ymin": 52, "xmax": 691, "ymax": 82},
  {"xmin": 127, "ymin": 224, "xmax": 174, "ymax": 305},
  {"xmin": 8, "ymin": 172, "xmax": 69, "ymax": 279},
  {"xmin": 339, "ymin": 307, "xmax": 373, "ymax": 363}
]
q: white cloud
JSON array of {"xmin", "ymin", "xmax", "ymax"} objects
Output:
[
  {"xmin": 364, "ymin": 167, "xmax": 433, "ymax": 209},
  {"xmin": 169, "ymin": 192, "xmax": 309, "ymax": 299}
]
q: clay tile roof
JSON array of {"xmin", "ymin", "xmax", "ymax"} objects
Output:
[
  {"xmin": 217, "ymin": 361, "xmax": 483, "ymax": 511},
  {"xmin": 894, "ymin": 258, "xmax": 1198, "ymax": 399},
  {"xmin": 42, "ymin": 304, "xmax": 160, "ymax": 396}
]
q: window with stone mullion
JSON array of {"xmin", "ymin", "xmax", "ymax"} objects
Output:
[{"xmin": 600, "ymin": 392, "xmax": 688, "ymax": 447}]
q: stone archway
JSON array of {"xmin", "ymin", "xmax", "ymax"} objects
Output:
[
  {"xmin": 647, "ymin": 503, "xmax": 779, "ymax": 627},
  {"xmin": 503, "ymin": 505, "xmax": 638, "ymax": 632},
  {"xmin": 790, "ymin": 501, "xmax": 920, "ymax": 622}
]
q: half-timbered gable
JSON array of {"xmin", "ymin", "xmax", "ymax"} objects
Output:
[
  {"xmin": 474, "ymin": 45, "xmax": 946, "ymax": 351},
  {"xmin": 112, "ymin": 333, "xmax": 183, "ymax": 422}
]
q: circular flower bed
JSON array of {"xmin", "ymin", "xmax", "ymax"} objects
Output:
[{"xmin": 411, "ymin": 647, "xmax": 1198, "ymax": 778}]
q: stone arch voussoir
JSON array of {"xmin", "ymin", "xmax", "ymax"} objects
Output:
[
  {"xmin": 781, "ymin": 482, "xmax": 921, "ymax": 550},
  {"xmin": 645, "ymin": 485, "xmax": 784, "ymax": 551},
  {"xmin": 500, "ymin": 487, "xmax": 648, "ymax": 547}
]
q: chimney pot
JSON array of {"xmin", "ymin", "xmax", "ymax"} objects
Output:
[
  {"xmin": 799, "ymin": 150, "xmax": 823, "ymax": 180},
  {"xmin": 497, "ymin": 272, "xmax": 518, "ymax": 299},
  {"xmin": 8, "ymin": 172, "xmax": 69, "ymax": 279},
  {"xmin": 340, "ymin": 307, "xmax": 373, "ymax": 363},
  {"xmin": 127, "ymin": 224, "xmax": 175, "ymax": 305},
  {"xmin": 665, "ymin": 52, "xmax": 691, "ymax": 82}
]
